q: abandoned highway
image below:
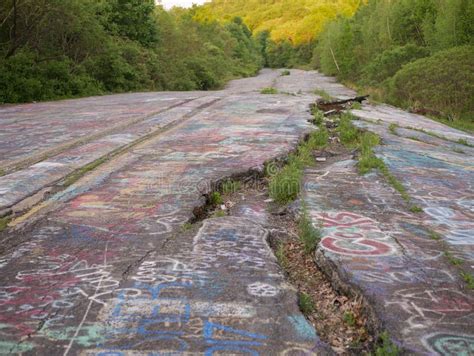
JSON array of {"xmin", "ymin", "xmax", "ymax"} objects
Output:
[{"xmin": 0, "ymin": 70, "xmax": 473, "ymax": 355}]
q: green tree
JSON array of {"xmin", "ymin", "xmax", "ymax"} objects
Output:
[{"xmin": 103, "ymin": 0, "xmax": 158, "ymax": 46}]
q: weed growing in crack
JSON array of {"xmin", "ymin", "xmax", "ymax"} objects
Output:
[
  {"xmin": 269, "ymin": 157, "xmax": 302, "ymax": 204},
  {"xmin": 269, "ymin": 127, "xmax": 329, "ymax": 204},
  {"xmin": 338, "ymin": 112, "xmax": 359, "ymax": 146},
  {"xmin": 409, "ymin": 205, "xmax": 423, "ymax": 213},
  {"xmin": 408, "ymin": 136, "xmax": 423, "ymax": 142},
  {"xmin": 209, "ymin": 191, "xmax": 223, "ymax": 206},
  {"xmin": 327, "ymin": 111, "xmax": 412, "ymax": 204},
  {"xmin": 461, "ymin": 272, "xmax": 474, "ymax": 290},
  {"xmin": 428, "ymin": 230, "xmax": 442, "ymax": 240},
  {"xmin": 457, "ymin": 138, "xmax": 469, "ymax": 146},
  {"xmin": 261, "ymin": 87, "xmax": 278, "ymax": 94},
  {"xmin": 63, "ymin": 156, "xmax": 108, "ymax": 187},
  {"xmin": 222, "ymin": 180, "xmax": 241, "ymax": 194},
  {"xmin": 359, "ymin": 132, "xmax": 381, "ymax": 155},
  {"xmin": 312, "ymin": 108, "xmax": 325, "ymax": 126},
  {"xmin": 357, "ymin": 132, "xmax": 384, "ymax": 175},
  {"xmin": 298, "ymin": 204, "xmax": 321, "ymax": 254},
  {"xmin": 0, "ymin": 168, "xmax": 5, "ymax": 177},
  {"xmin": 298, "ymin": 292, "xmax": 315, "ymax": 315},
  {"xmin": 275, "ymin": 242, "xmax": 289, "ymax": 270},
  {"xmin": 181, "ymin": 222, "xmax": 193, "ymax": 231},
  {"xmin": 388, "ymin": 123, "xmax": 399, "ymax": 135},
  {"xmin": 343, "ymin": 311, "xmax": 356, "ymax": 327},
  {"xmin": 281, "ymin": 70, "xmax": 291, "ymax": 76},
  {"xmin": 354, "ymin": 131, "xmax": 411, "ymax": 202},
  {"xmin": 0, "ymin": 215, "xmax": 12, "ymax": 232},
  {"xmin": 212, "ymin": 210, "xmax": 226, "ymax": 218},
  {"xmin": 308, "ymin": 126, "xmax": 329, "ymax": 149},
  {"xmin": 351, "ymin": 101, "xmax": 362, "ymax": 110},
  {"xmin": 445, "ymin": 251, "xmax": 463, "ymax": 266},
  {"xmin": 382, "ymin": 170, "xmax": 410, "ymax": 202},
  {"xmin": 375, "ymin": 332, "xmax": 400, "ymax": 356},
  {"xmin": 297, "ymin": 144, "xmax": 315, "ymax": 167},
  {"xmin": 425, "ymin": 231, "xmax": 474, "ymax": 289},
  {"xmin": 357, "ymin": 154, "xmax": 384, "ymax": 175}
]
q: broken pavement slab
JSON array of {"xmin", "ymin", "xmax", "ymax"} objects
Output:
[
  {"xmin": 92, "ymin": 217, "xmax": 329, "ymax": 355},
  {"xmin": 1, "ymin": 68, "xmax": 472, "ymax": 354},
  {"xmin": 352, "ymin": 104, "xmax": 473, "ymax": 146},
  {"xmin": 304, "ymin": 158, "xmax": 473, "ymax": 354},
  {"xmin": 0, "ymin": 69, "xmax": 293, "ymax": 215},
  {"xmin": 352, "ymin": 119, "xmax": 474, "ymax": 261},
  {"xmin": 0, "ymin": 92, "xmax": 206, "ymax": 170},
  {"xmin": 303, "ymin": 96, "xmax": 473, "ymax": 353},
  {"xmin": 0, "ymin": 72, "xmax": 332, "ymax": 354},
  {"xmin": 305, "ymin": 69, "xmax": 472, "ymax": 145},
  {"xmin": 0, "ymin": 96, "xmax": 222, "ymax": 213}
]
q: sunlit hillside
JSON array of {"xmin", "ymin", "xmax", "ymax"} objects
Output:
[{"xmin": 194, "ymin": 0, "xmax": 362, "ymax": 44}]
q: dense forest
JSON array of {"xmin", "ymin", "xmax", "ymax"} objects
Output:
[
  {"xmin": 315, "ymin": 0, "xmax": 474, "ymax": 128},
  {"xmin": 0, "ymin": 0, "xmax": 262, "ymax": 103},
  {"xmin": 0, "ymin": 0, "xmax": 472, "ymax": 130},
  {"xmin": 195, "ymin": 0, "xmax": 361, "ymax": 44},
  {"xmin": 200, "ymin": 0, "xmax": 473, "ymax": 128}
]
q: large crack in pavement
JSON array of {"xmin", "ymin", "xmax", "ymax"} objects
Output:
[
  {"xmin": 302, "ymin": 86, "xmax": 473, "ymax": 353},
  {"xmin": 0, "ymin": 69, "xmax": 472, "ymax": 355},
  {"xmin": 0, "ymin": 68, "xmax": 284, "ymax": 215},
  {"xmin": 0, "ymin": 72, "xmax": 330, "ymax": 355}
]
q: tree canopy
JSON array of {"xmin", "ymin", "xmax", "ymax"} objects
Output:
[
  {"xmin": 195, "ymin": 0, "xmax": 362, "ymax": 44},
  {"xmin": 0, "ymin": 0, "xmax": 263, "ymax": 103}
]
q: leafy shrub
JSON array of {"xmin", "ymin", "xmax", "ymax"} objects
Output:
[
  {"xmin": 361, "ymin": 44, "xmax": 430, "ymax": 84},
  {"xmin": 312, "ymin": 0, "xmax": 474, "ymax": 130},
  {"xmin": 0, "ymin": 2, "xmax": 264, "ymax": 103},
  {"xmin": 84, "ymin": 40, "xmax": 154, "ymax": 93},
  {"xmin": 385, "ymin": 46, "xmax": 474, "ymax": 119},
  {"xmin": 266, "ymin": 41, "xmax": 295, "ymax": 68},
  {"xmin": 186, "ymin": 57, "xmax": 223, "ymax": 90},
  {"xmin": 0, "ymin": 51, "xmax": 100, "ymax": 104}
]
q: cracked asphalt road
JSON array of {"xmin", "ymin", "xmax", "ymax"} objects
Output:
[
  {"xmin": 303, "ymin": 82, "xmax": 474, "ymax": 353},
  {"xmin": 1, "ymin": 69, "xmax": 473, "ymax": 355},
  {"xmin": 0, "ymin": 70, "xmax": 331, "ymax": 355}
]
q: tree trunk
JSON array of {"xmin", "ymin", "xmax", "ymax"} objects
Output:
[{"xmin": 5, "ymin": 0, "xmax": 18, "ymax": 58}]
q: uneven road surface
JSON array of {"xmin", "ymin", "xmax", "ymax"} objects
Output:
[{"xmin": 0, "ymin": 69, "xmax": 473, "ymax": 355}]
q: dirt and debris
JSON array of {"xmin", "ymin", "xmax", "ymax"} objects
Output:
[
  {"xmin": 310, "ymin": 95, "xmax": 369, "ymax": 116},
  {"xmin": 220, "ymin": 164, "xmax": 374, "ymax": 354},
  {"xmin": 268, "ymin": 212, "xmax": 373, "ymax": 354}
]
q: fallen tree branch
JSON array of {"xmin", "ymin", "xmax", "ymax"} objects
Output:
[
  {"xmin": 315, "ymin": 95, "xmax": 370, "ymax": 114},
  {"xmin": 318, "ymin": 95, "xmax": 369, "ymax": 107}
]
